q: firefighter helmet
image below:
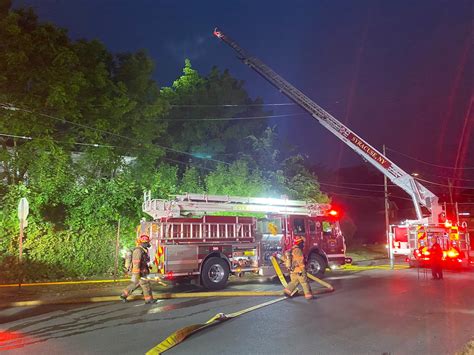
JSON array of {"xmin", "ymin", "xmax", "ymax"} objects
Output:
[
  {"xmin": 138, "ymin": 234, "xmax": 150, "ymax": 244},
  {"xmin": 294, "ymin": 236, "xmax": 305, "ymax": 245}
]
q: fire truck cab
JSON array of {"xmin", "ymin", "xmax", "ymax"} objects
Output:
[
  {"xmin": 140, "ymin": 193, "xmax": 351, "ymax": 290},
  {"xmin": 260, "ymin": 214, "xmax": 347, "ymax": 276}
]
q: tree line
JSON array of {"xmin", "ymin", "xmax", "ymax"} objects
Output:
[{"xmin": 0, "ymin": 5, "xmax": 328, "ymax": 280}]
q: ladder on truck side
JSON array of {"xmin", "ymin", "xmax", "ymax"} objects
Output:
[{"xmin": 143, "ymin": 192, "xmax": 331, "ymax": 220}]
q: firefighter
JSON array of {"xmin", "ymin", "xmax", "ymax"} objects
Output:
[
  {"xmin": 429, "ymin": 239, "xmax": 444, "ymax": 280},
  {"xmin": 282, "ymin": 236, "xmax": 313, "ymax": 300},
  {"xmin": 120, "ymin": 234, "xmax": 157, "ymax": 304}
]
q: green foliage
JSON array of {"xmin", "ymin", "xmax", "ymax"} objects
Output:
[
  {"xmin": 180, "ymin": 167, "xmax": 204, "ymax": 193},
  {"xmin": 161, "ymin": 62, "xmax": 269, "ymax": 168},
  {"xmin": 0, "ymin": 6, "xmax": 331, "ymax": 282},
  {"xmin": 205, "ymin": 160, "xmax": 270, "ymax": 197}
]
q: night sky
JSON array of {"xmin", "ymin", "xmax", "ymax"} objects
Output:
[{"xmin": 13, "ymin": 0, "xmax": 474, "ymax": 189}]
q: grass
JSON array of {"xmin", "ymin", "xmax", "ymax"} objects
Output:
[{"xmin": 346, "ymin": 243, "xmax": 389, "ymax": 262}]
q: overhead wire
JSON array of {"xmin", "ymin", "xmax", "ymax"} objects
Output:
[
  {"xmin": 160, "ymin": 113, "xmax": 306, "ymax": 121},
  {"xmin": 318, "ymin": 181, "xmax": 385, "ymax": 193},
  {"xmin": 0, "ymin": 103, "xmax": 231, "ymax": 165},
  {"xmin": 328, "ymin": 181, "xmax": 389, "ymax": 187},
  {"xmin": 321, "ymin": 189, "xmax": 413, "ymax": 202},
  {"xmin": 386, "ymin": 146, "xmax": 474, "ymax": 170},
  {"xmin": 0, "ymin": 132, "xmax": 215, "ymax": 172},
  {"xmin": 414, "ymin": 177, "xmax": 474, "ymax": 190},
  {"xmin": 404, "ymin": 168, "xmax": 474, "ymax": 182},
  {"xmin": 170, "ymin": 103, "xmax": 296, "ymax": 107}
]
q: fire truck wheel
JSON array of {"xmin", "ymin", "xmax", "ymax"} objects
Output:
[
  {"xmin": 201, "ymin": 257, "xmax": 230, "ymax": 290},
  {"xmin": 307, "ymin": 253, "xmax": 326, "ymax": 277}
]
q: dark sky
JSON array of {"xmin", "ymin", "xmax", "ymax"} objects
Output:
[{"xmin": 13, "ymin": 0, "xmax": 474, "ymax": 188}]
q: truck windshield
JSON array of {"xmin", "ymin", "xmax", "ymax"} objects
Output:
[
  {"xmin": 257, "ymin": 218, "xmax": 282, "ymax": 235},
  {"xmin": 322, "ymin": 221, "xmax": 334, "ymax": 236}
]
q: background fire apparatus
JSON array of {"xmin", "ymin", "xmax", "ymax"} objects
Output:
[
  {"xmin": 140, "ymin": 193, "xmax": 350, "ymax": 290},
  {"xmin": 212, "ymin": 28, "xmax": 471, "ymax": 269}
]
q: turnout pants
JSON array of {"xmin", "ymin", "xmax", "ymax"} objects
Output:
[
  {"xmin": 285, "ymin": 271, "xmax": 313, "ymax": 299},
  {"xmin": 431, "ymin": 262, "xmax": 443, "ymax": 279},
  {"xmin": 122, "ymin": 274, "xmax": 153, "ymax": 301}
]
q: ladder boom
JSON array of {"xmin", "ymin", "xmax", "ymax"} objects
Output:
[{"xmin": 213, "ymin": 28, "xmax": 440, "ymax": 221}]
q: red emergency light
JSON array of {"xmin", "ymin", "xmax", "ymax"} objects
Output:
[
  {"xmin": 328, "ymin": 209, "xmax": 338, "ymax": 217},
  {"xmin": 444, "ymin": 220, "xmax": 453, "ymax": 228}
]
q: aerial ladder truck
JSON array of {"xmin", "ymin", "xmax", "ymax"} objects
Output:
[
  {"xmin": 140, "ymin": 193, "xmax": 349, "ymax": 289},
  {"xmin": 212, "ymin": 28, "xmax": 471, "ymax": 269}
]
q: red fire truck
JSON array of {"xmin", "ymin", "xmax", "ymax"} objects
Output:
[
  {"xmin": 212, "ymin": 28, "xmax": 471, "ymax": 269},
  {"xmin": 140, "ymin": 193, "xmax": 351, "ymax": 289}
]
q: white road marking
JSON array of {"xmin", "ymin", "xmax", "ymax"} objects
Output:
[
  {"xmin": 325, "ymin": 275, "xmax": 360, "ymax": 280},
  {"xmin": 147, "ymin": 301, "xmax": 165, "ymax": 313},
  {"xmin": 446, "ymin": 308, "xmax": 474, "ymax": 316}
]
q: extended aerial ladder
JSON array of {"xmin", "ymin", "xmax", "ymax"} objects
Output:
[
  {"xmin": 213, "ymin": 28, "xmax": 442, "ymax": 224},
  {"xmin": 143, "ymin": 192, "xmax": 332, "ymax": 219}
]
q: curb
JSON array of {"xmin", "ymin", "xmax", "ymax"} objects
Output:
[
  {"xmin": 0, "ymin": 279, "xmax": 130, "ymax": 288},
  {"xmin": 5, "ymin": 290, "xmax": 287, "ymax": 308}
]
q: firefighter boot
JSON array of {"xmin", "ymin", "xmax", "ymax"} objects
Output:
[
  {"xmin": 145, "ymin": 299, "xmax": 158, "ymax": 305},
  {"xmin": 119, "ymin": 294, "xmax": 128, "ymax": 303},
  {"xmin": 283, "ymin": 288, "xmax": 298, "ymax": 297}
]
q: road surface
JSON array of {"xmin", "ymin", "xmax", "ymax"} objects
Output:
[{"xmin": 1, "ymin": 268, "xmax": 473, "ymax": 354}]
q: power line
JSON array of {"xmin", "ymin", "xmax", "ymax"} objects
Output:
[
  {"xmin": 170, "ymin": 103, "xmax": 296, "ymax": 108},
  {"xmin": 0, "ymin": 132, "xmax": 215, "ymax": 172},
  {"xmin": 318, "ymin": 181, "xmax": 384, "ymax": 193},
  {"xmin": 386, "ymin": 146, "xmax": 474, "ymax": 170},
  {"xmin": 409, "ymin": 169, "xmax": 474, "ymax": 182},
  {"xmin": 0, "ymin": 133, "xmax": 115, "ymax": 148},
  {"xmin": 319, "ymin": 180, "xmax": 398, "ymax": 188},
  {"xmin": 161, "ymin": 113, "xmax": 306, "ymax": 121},
  {"xmin": 320, "ymin": 188, "xmax": 413, "ymax": 202},
  {"xmin": 0, "ymin": 133, "xmax": 33, "ymax": 141},
  {"xmin": 0, "ymin": 103, "xmax": 231, "ymax": 165},
  {"xmin": 415, "ymin": 177, "xmax": 474, "ymax": 190}
]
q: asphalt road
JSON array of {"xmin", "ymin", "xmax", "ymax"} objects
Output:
[{"xmin": 1, "ymin": 268, "xmax": 473, "ymax": 355}]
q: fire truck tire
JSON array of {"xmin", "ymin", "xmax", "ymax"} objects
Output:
[
  {"xmin": 307, "ymin": 253, "xmax": 326, "ymax": 278},
  {"xmin": 201, "ymin": 257, "xmax": 230, "ymax": 290}
]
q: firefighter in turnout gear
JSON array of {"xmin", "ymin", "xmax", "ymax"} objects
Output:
[
  {"xmin": 120, "ymin": 235, "xmax": 156, "ymax": 304},
  {"xmin": 282, "ymin": 236, "xmax": 313, "ymax": 300},
  {"xmin": 429, "ymin": 239, "xmax": 444, "ymax": 280}
]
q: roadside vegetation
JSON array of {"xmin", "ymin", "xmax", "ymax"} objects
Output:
[
  {"xmin": 0, "ymin": 4, "xmax": 341, "ymax": 281},
  {"xmin": 346, "ymin": 243, "xmax": 388, "ymax": 263}
]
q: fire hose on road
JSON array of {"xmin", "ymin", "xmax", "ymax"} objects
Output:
[{"xmin": 145, "ymin": 256, "xmax": 334, "ymax": 354}]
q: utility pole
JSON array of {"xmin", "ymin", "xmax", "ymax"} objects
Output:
[
  {"xmin": 383, "ymin": 145, "xmax": 393, "ymax": 269},
  {"xmin": 447, "ymin": 178, "xmax": 454, "ymax": 218},
  {"xmin": 455, "ymin": 202, "xmax": 460, "ymax": 225},
  {"xmin": 114, "ymin": 219, "xmax": 121, "ymax": 282}
]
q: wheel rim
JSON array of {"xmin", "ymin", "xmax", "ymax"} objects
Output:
[
  {"xmin": 308, "ymin": 258, "xmax": 321, "ymax": 274},
  {"xmin": 208, "ymin": 264, "xmax": 225, "ymax": 283}
]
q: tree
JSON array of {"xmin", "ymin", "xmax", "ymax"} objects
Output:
[
  {"xmin": 205, "ymin": 160, "xmax": 270, "ymax": 197},
  {"xmin": 161, "ymin": 61, "xmax": 269, "ymax": 168},
  {"xmin": 0, "ymin": 5, "xmax": 330, "ymax": 281},
  {"xmin": 0, "ymin": 6, "xmax": 169, "ymax": 280}
]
